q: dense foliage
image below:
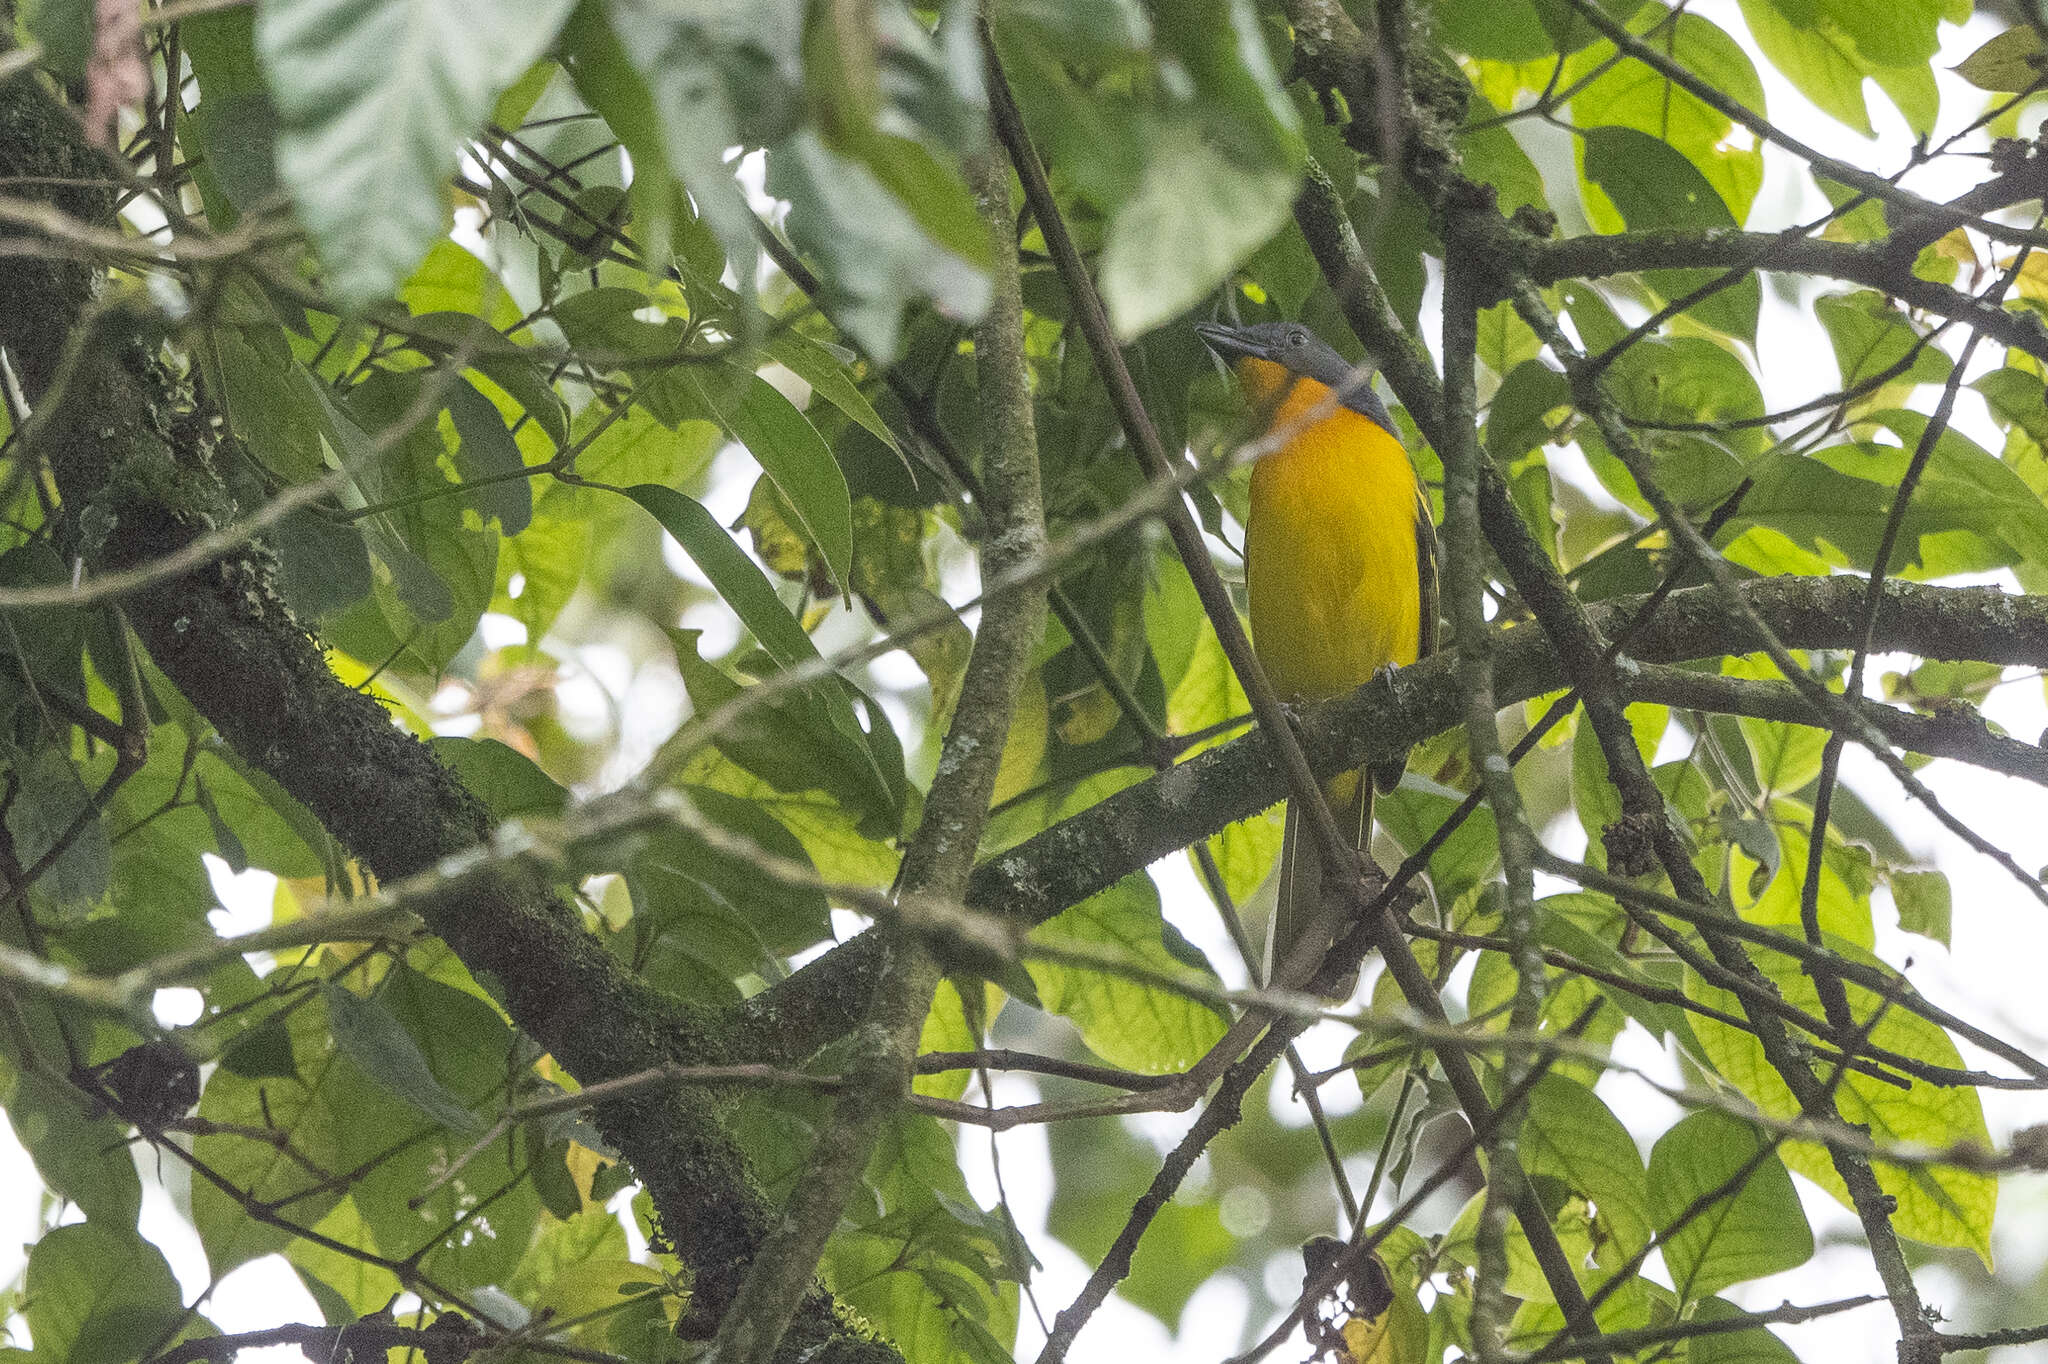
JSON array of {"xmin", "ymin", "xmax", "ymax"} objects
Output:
[{"xmin": 2, "ymin": 1, "xmax": 2047, "ymax": 1362}]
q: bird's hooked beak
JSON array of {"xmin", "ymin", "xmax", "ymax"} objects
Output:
[{"xmin": 1193, "ymin": 321, "xmax": 1271, "ymax": 365}]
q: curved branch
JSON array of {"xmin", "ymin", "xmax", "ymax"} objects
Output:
[
  {"xmin": 750, "ymin": 576, "xmax": 2048, "ymax": 1060},
  {"xmin": 1529, "ymin": 230, "xmax": 2048, "ymax": 368}
]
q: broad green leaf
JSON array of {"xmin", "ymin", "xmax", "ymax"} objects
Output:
[
  {"xmin": 1649, "ymin": 1110, "xmax": 1813, "ymax": 1301},
  {"xmin": 1443, "ymin": 1186, "xmax": 1599, "ymax": 1302},
  {"xmin": 770, "ymin": 128, "xmax": 992, "ymax": 361},
  {"xmin": 690, "ymin": 366, "xmax": 855, "ymax": 590},
  {"xmin": 1890, "ymin": 869, "xmax": 1952, "ymax": 946},
  {"xmin": 24, "ymin": 1224, "xmax": 184, "ymax": 1364},
  {"xmin": 1686, "ymin": 939, "xmax": 1996, "ymax": 1262},
  {"xmin": 1570, "ymin": 700, "xmax": 1667, "ymax": 866},
  {"xmin": 1535, "ymin": 894, "xmax": 1704, "ymax": 1056},
  {"xmin": 409, "ymin": 308, "xmax": 569, "ymax": 454},
  {"xmin": 444, "ymin": 374, "xmax": 535, "ymax": 534},
  {"xmin": 595, "ymin": 0, "xmax": 801, "ymax": 288},
  {"xmin": 6, "ymin": 742, "xmax": 109, "ymax": 913},
  {"xmin": 1486, "ymin": 360, "xmax": 1571, "ymax": 461},
  {"xmin": 1815, "ymin": 291, "xmax": 1952, "ymax": 396},
  {"xmin": 623, "ymin": 485, "xmax": 821, "ymax": 671},
  {"xmin": 1101, "ymin": 117, "xmax": 1301, "ymax": 339},
  {"xmin": 337, "ymin": 966, "xmax": 539, "ymax": 1287},
  {"xmin": 1816, "ymin": 0, "xmax": 1953, "ymax": 68},
  {"xmin": 1518, "ymin": 1074, "xmax": 1653, "ymax": 1266},
  {"xmin": 193, "ymin": 995, "xmax": 352, "ymax": 1271},
  {"xmin": 429, "ymin": 736, "xmax": 567, "ymax": 819},
  {"xmin": 1569, "ymin": 14, "xmax": 1766, "ymax": 228},
  {"xmin": 1725, "ymin": 423, "xmax": 2048, "ymax": 581},
  {"xmin": 759, "ymin": 328, "xmax": 903, "ymax": 454},
  {"xmin": 181, "ymin": 7, "xmax": 283, "ymax": 220},
  {"xmin": 1378, "ymin": 771, "xmax": 1500, "ymax": 904},
  {"xmin": 1737, "ymin": 0, "xmax": 1875, "ymax": 135},
  {"xmin": 258, "ymin": 0, "xmax": 576, "ymax": 304},
  {"xmin": 322, "ymin": 981, "xmax": 484, "ymax": 1133},
  {"xmin": 827, "ymin": 1117, "xmax": 1023, "ymax": 1364},
  {"xmin": 680, "ymin": 748, "xmax": 902, "ymax": 888},
  {"xmin": 0, "ymin": 1069, "xmax": 142, "ymax": 1229},
  {"xmin": 914, "ymin": 978, "xmax": 982, "ymax": 1102},
  {"xmin": 1438, "ymin": 0, "xmax": 1569, "ymax": 61},
  {"xmin": 608, "ymin": 783, "xmax": 833, "ymax": 982},
  {"xmin": 1953, "ymin": 26, "xmax": 2046, "ymax": 93},
  {"xmin": 1197, "ymin": 807, "xmax": 1285, "ymax": 914},
  {"xmin": 666, "ymin": 628, "xmax": 904, "ymax": 837},
  {"xmin": 332, "ymin": 370, "xmax": 500, "ymax": 671},
  {"xmin": 1027, "ymin": 873, "xmax": 1228, "ymax": 1074},
  {"xmin": 1579, "ymin": 127, "xmax": 1760, "ymax": 341}
]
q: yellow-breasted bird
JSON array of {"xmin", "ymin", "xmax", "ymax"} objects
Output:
[{"xmin": 1194, "ymin": 320, "xmax": 1440, "ymax": 985}]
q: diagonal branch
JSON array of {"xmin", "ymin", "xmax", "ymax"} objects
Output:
[{"xmin": 705, "ymin": 110, "xmax": 1051, "ymax": 1364}]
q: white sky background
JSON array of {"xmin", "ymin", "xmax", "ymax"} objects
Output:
[{"xmin": 7, "ymin": 3, "xmax": 2048, "ymax": 1361}]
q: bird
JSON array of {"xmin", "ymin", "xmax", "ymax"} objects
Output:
[{"xmin": 1193, "ymin": 319, "xmax": 1439, "ymax": 990}]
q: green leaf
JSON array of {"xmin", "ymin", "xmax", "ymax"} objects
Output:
[
  {"xmin": 1686, "ymin": 939, "xmax": 1996, "ymax": 1263},
  {"xmin": 1569, "ymin": 14, "xmax": 1766, "ymax": 228},
  {"xmin": 1100, "ymin": 117, "xmax": 1301, "ymax": 339},
  {"xmin": 914, "ymin": 978, "xmax": 981, "ymax": 1102},
  {"xmin": 827, "ymin": 1116, "xmax": 1022, "ymax": 1364},
  {"xmin": 1649, "ymin": 1110, "xmax": 1813, "ymax": 1301},
  {"xmin": 1438, "ymin": 0, "xmax": 1571, "ymax": 61},
  {"xmin": 181, "ymin": 7, "xmax": 283, "ymax": 219},
  {"xmin": 429, "ymin": 736, "xmax": 567, "ymax": 819},
  {"xmin": 1026, "ymin": 873, "xmax": 1228, "ymax": 1074},
  {"xmin": 1736, "ymin": 0, "xmax": 1874, "ymax": 135},
  {"xmin": 690, "ymin": 366, "xmax": 855, "ymax": 590},
  {"xmin": 1518, "ymin": 1074, "xmax": 1653, "ymax": 1266},
  {"xmin": 258, "ymin": 0, "xmax": 576, "ymax": 305},
  {"xmin": 0, "ymin": 543, "xmax": 85, "ymax": 694},
  {"xmin": 626, "ymin": 478, "xmax": 907, "ymax": 835},
  {"xmin": 840, "ymin": 130, "xmax": 994, "ymax": 272},
  {"xmin": 21, "ymin": 0, "xmax": 90, "ymax": 82},
  {"xmin": 1579, "ymin": 126, "xmax": 1760, "ymax": 341},
  {"xmin": 0, "ymin": 1069, "xmax": 143, "ymax": 1229},
  {"xmin": 665, "ymin": 629, "xmax": 904, "ymax": 838},
  {"xmin": 595, "ymin": 0, "xmax": 802, "ymax": 286},
  {"xmin": 1378, "ymin": 772, "xmax": 1500, "ymax": 904},
  {"xmin": 333, "ymin": 370, "xmax": 500, "ymax": 671},
  {"xmin": 1196, "ymin": 807, "xmax": 1284, "ymax": 913},
  {"xmin": 6, "ymin": 743, "xmax": 109, "ymax": 913},
  {"xmin": 614, "ymin": 783, "xmax": 833, "ymax": 976},
  {"xmin": 339, "ymin": 965, "xmax": 539, "ymax": 1287},
  {"xmin": 409, "ymin": 309, "xmax": 570, "ymax": 454},
  {"xmin": 1688, "ymin": 1295, "xmax": 1802, "ymax": 1364},
  {"xmin": 770, "ymin": 128, "xmax": 992, "ymax": 361},
  {"xmin": 1953, "ymin": 26, "xmax": 2046, "ymax": 93},
  {"xmin": 1486, "ymin": 360, "xmax": 1571, "ymax": 461},
  {"xmin": 623, "ymin": 485, "xmax": 817, "ymax": 669},
  {"xmin": 759, "ymin": 329, "xmax": 903, "ymax": 455},
  {"xmin": 24, "ymin": 1224, "xmax": 184, "ymax": 1364},
  {"xmin": 221, "ymin": 1017, "xmax": 301, "ymax": 1081},
  {"xmin": 1890, "ymin": 869, "xmax": 1952, "ymax": 946},
  {"xmin": 1815, "ymin": 290, "xmax": 1953, "ymax": 394},
  {"xmin": 322, "ymin": 981, "xmax": 485, "ymax": 1133},
  {"xmin": 444, "ymin": 375, "xmax": 535, "ymax": 534}
]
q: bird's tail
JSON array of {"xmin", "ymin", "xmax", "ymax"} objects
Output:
[{"xmin": 1270, "ymin": 766, "xmax": 1374, "ymax": 993}]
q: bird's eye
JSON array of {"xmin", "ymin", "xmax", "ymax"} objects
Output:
[{"xmin": 1287, "ymin": 329, "xmax": 1308, "ymax": 347}]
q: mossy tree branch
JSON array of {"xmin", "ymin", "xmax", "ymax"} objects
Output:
[{"xmin": 0, "ymin": 64, "xmax": 895, "ymax": 1364}]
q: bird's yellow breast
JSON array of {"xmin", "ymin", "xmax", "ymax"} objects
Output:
[{"xmin": 1244, "ymin": 376, "xmax": 1423, "ymax": 701}]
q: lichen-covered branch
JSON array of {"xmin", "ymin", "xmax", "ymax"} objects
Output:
[
  {"xmin": 708, "ymin": 113, "xmax": 1051, "ymax": 1364},
  {"xmin": 0, "ymin": 62, "xmax": 891, "ymax": 1364}
]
